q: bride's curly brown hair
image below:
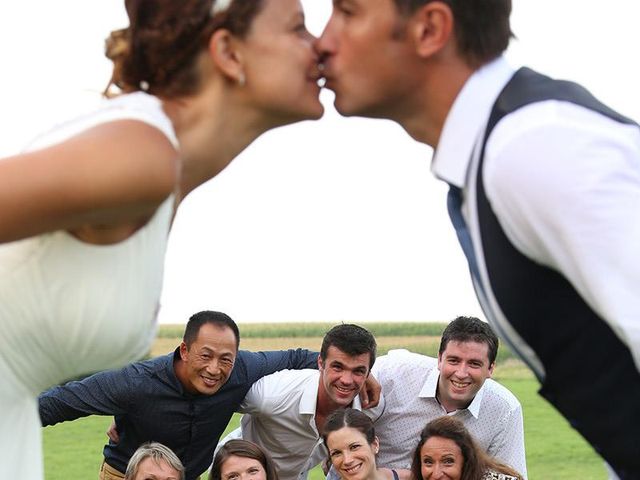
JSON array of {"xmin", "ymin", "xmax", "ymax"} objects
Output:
[{"xmin": 104, "ymin": 0, "xmax": 264, "ymax": 98}]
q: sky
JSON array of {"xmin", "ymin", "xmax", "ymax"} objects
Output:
[{"xmin": 1, "ymin": 1, "xmax": 639, "ymax": 324}]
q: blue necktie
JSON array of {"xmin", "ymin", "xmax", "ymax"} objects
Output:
[{"xmin": 446, "ymin": 185, "xmax": 482, "ymax": 283}]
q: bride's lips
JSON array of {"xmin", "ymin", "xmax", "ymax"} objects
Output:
[{"xmin": 308, "ymin": 63, "xmax": 326, "ymax": 86}]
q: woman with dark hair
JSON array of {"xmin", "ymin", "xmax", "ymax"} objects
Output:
[
  {"xmin": 323, "ymin": 408, "xmax": 404, "ymax": 480},
  {"xmin": 210, "ymin": 439, "xmax": 280, "ymax": 480},
  {"xmin": 0, "ymin": 0, "xmax": 323, "ymax": 477},
  {"xmin": 412, "ymin": 416, "xmax": 523, "ymax": 480}
]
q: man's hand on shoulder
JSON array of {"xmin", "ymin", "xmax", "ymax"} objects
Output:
[
  {"xmin": 106, "ymin": 419, "xmax": 120, "ymax": 444},
  {"xmin": 360, "ymin": 373, "xmax": 381, "ymax": 409}
]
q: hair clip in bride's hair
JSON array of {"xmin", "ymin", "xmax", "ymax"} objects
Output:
[{"xmin": 211, "ymin": 0, "xmax": 233, "ymax": 16}]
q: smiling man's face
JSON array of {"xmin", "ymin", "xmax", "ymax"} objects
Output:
[
  {"xmin": 318, "ymin": 346, "xmax": 371, "ymax": 409},
  {"xmin": 178, "ymin": 323, "xmax": 237, "ymax": 395},
  {"xmin": 437, "ymin": 339, "xmax": 494, "ymax": 412}
]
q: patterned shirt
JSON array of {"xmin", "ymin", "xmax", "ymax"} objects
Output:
[
  {"xmin": 366, "ymin": 350, "xmax": 527, "ymax": 478},
  {"xmin": 482, "ymin": 469, "xmax": 520, "ymax": 480}
]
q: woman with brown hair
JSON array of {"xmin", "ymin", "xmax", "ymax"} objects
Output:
[
  {"xmin": 0, "ymin": 0, "xmax": 323, "ymax": 477},
  {"xmin": 412, "ymin": 416, "xmax": 524, "ymax": 480},
  {"xmin": 323, "ymin": 408, "xmax": 405, "ymax": 480},
  {"xmin": 210, "ymin": 439, "xmax": 280, "ymax": 480}
]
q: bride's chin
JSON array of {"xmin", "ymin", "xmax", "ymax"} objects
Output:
[
  {"xmin": 309, "ymin": 104, "xmax": 325, "ymax": 120},
  {"xmin": 298, "ymin": 100, "xmax": 325, "ymax": 121}
]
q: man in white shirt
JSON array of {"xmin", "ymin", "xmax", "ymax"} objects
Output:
[
  {"xmin": 218, "ymin": 324, "xmax": 377, "ymax": 480},
  {"xmin": 368, "ymin": 317, "xmax": 526, "ymax": 478},
  {"xmin": 315, "ymin": 1, "xmax": 640, "ymax": 477}
]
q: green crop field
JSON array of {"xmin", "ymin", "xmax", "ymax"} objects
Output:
[{"xmin": 43, "ymin": 323, "xmax": 607, "ymax": 479}]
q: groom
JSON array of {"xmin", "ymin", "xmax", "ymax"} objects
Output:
[{"xmin": 315, "ymin": 0, "xmax": 640, "ymax": 477}]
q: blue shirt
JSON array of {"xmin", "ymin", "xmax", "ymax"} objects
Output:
[{"xmin": 39, "ymin": 348, "xmax": 318, "ymax": 480}]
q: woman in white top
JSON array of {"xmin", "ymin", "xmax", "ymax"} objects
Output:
[{"xmin": 0, "ymin": 0, "xmax": 323, "ymax": 477}]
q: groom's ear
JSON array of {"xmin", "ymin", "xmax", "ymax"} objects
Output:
[
  {"xmin": 409, "ymin": 1, "xmax": 455, "ymax": 58},
  {"xmin": 208, "ymin": 29, "xmax": 245, "ymax": 84}
]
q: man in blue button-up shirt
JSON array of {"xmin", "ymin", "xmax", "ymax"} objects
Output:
[{"xmin": 39, "ymin": 311, "xmax": 319, "ymax": 480}]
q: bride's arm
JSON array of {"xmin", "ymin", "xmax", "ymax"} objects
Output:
[{"xmin": 0, "ymin": 119, "xmax": 177, "ymax": 243}]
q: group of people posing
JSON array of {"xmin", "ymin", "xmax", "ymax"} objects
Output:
[
  {"xmin": 1, "ymin": 0, "xmax": 639, "ymax": 478},
  {"xmin": 40, "ymin": 312, "xmax": 526, "ymax": 480}
]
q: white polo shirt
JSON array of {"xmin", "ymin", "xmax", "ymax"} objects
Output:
[{"xmin": 222, "ymin": 369, "xmax": 362, "ymax": 480}]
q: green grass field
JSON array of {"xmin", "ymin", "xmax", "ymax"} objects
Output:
[{"xmin": 43, "ymin": 323, "xmax": 607, "ymax": 479}]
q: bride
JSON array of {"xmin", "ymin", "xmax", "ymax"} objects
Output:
[{"xmin": 0, "ymin": 0, "xmax": 324, "ymax": 477}]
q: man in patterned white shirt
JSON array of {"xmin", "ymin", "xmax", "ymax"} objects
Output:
[{"xmin": 368, "ymin": 317, "xmax": 526, "ymax": 478}]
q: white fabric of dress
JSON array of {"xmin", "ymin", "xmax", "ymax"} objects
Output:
[{"xmin": 0, "ymin": 92, "xmax": 177, "ymax": 479}]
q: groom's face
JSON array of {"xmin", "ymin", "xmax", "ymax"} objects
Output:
[{"xmin": 316, "ymin": 0, "xmax": 420, "ymax": 119}]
